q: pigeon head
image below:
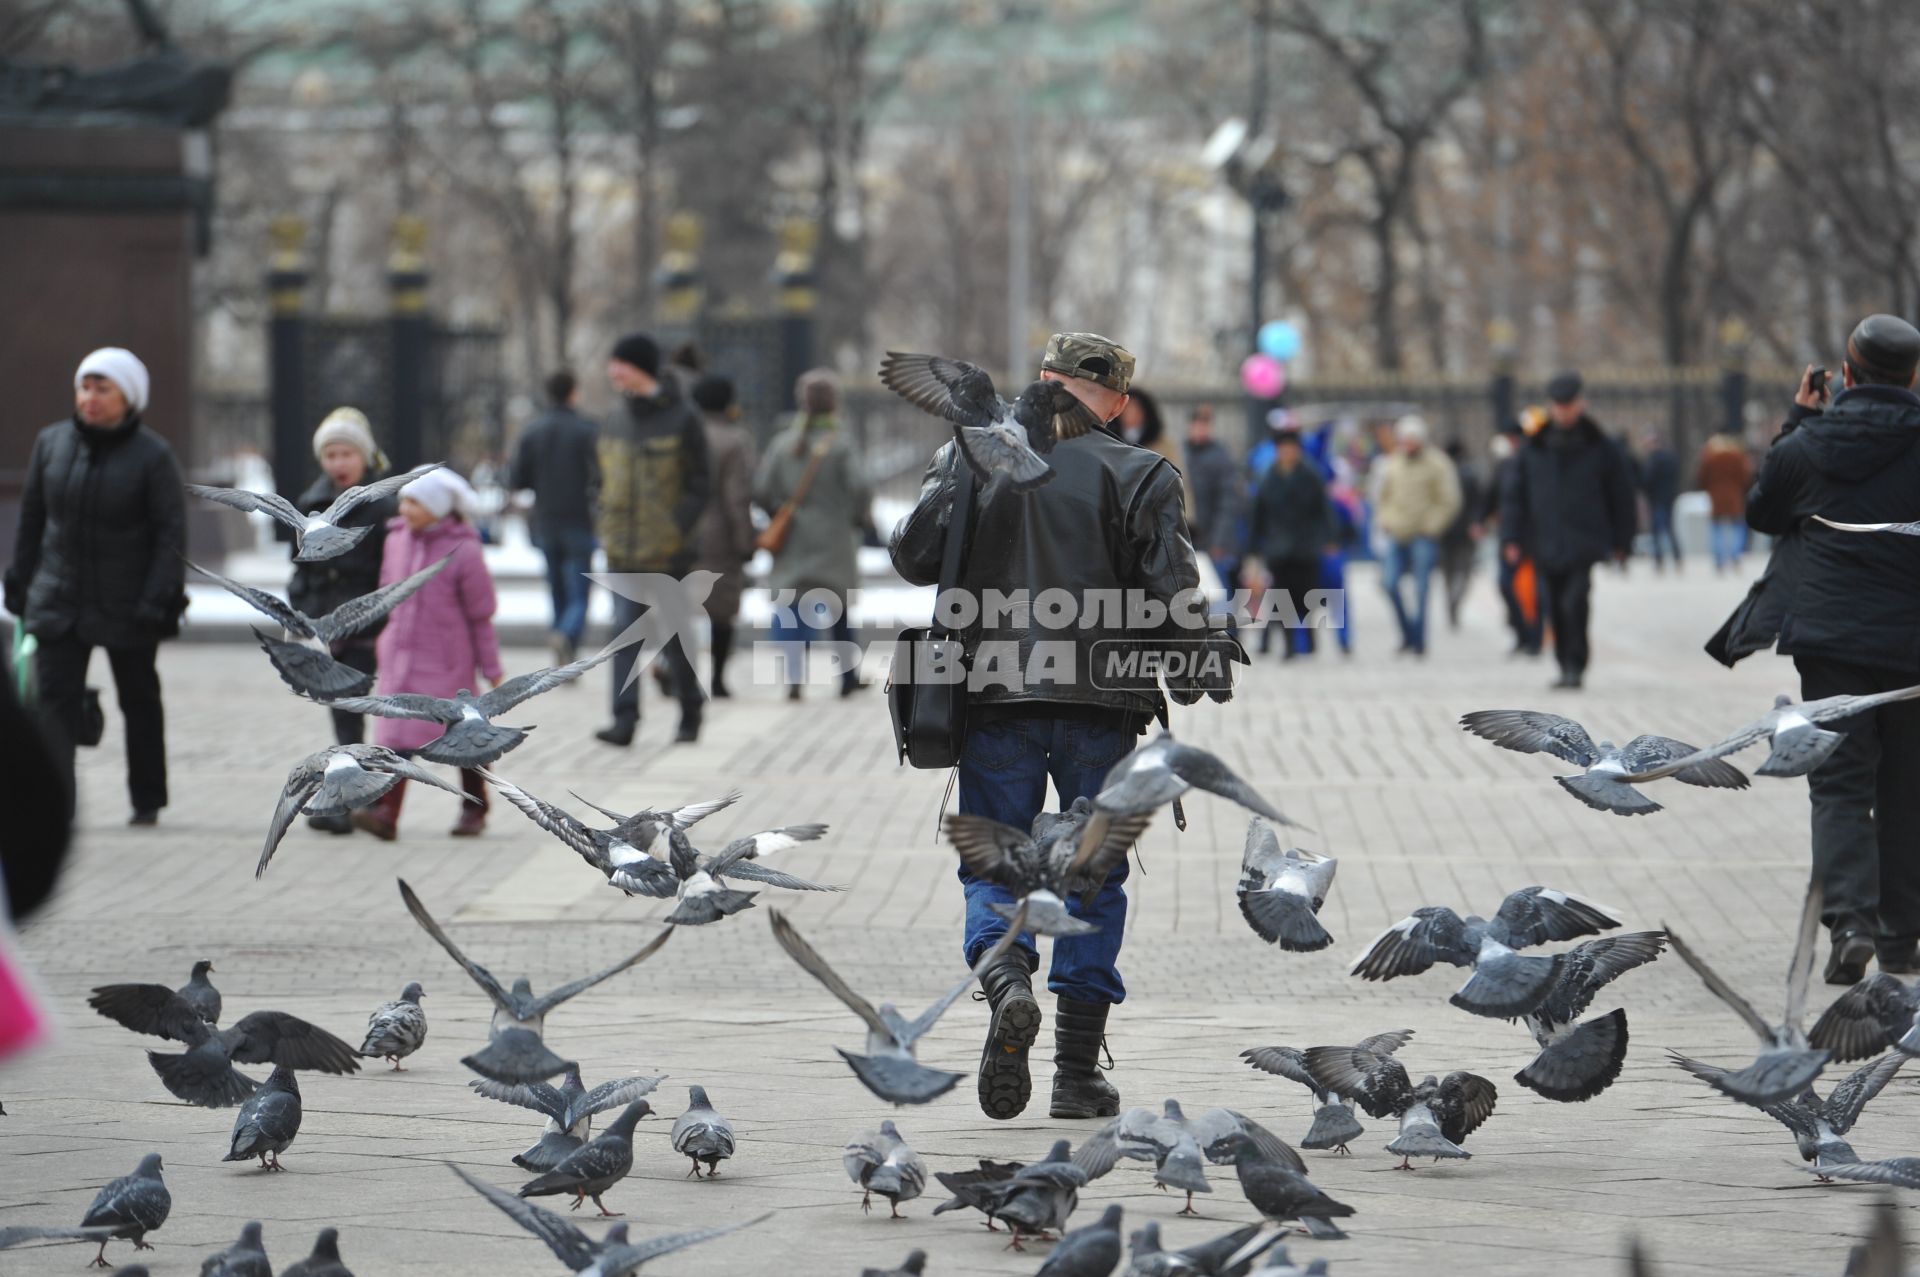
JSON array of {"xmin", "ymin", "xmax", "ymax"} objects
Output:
[
  {"xmin": 604, "ymin": 1223, "xmax": 632, "ymax": 1247},
  {"xmin": 134, "ymin": 1153, "xmax": 164, "ymax": 1179},
  {"xmin": 608, "ymin": 1101, "xmax": 654, "ymax": 1134},
  {"xmin": 901, "ymin": 1252, "xmax": 928, "ymax": 1276},
  {"xmin": 191, "ymin": 960, "xmax": 216, "ymax": 978},
  {"xmin": 1597, "ymin": 739, "xmax": 1618, "ymax": 753},
  {"xmin": 1773, "ymin": 693, "xmax": 1795, "ymax": 708},
  {"xmin": 401, "ymin": 982, "xmax": 425, "ymax": 1002},
  {"xmin": 310, "ymin": 1228, "xmax": 341, "ymax": 1259},
  {"xmin": 1129, "ymin": 1222, "xmax": 1163, "ymax": 1255},
  {"xmin": 689, "ymin": 1085, "xmax": 711, "ymax": 1107},
  {"xmin": 1067, "ymin": 795, "xmax": 1094, "ymax": 814},
  {"xmin": 238, "ymin": 1221, "xmax": 265, "ymax": 1248},
  {"xmin": 879, "ymin": 1119, "xmax": 901, "ymax": 1139},
  {"xmin": 1162, "ymin": 1098, "xmax": 1186, "ymax": 1120},
  {"xmin": 511, "ymin": 976, "xmax": 534, "ymax": 998},
  {"xmin": 1095, "ymin": 1204, "xmax": 1124, "ymax": 1229},
  {"xmin": 455, "ymin": 688, "xmax": 475, "ymax": 699},
  {"xmin": 263, "ymin": 1064, "xmax": 301, "ymax": 1093},
  {"xmin": 1044, "ymin": 1138, "xmax": 1073, "ymax": 1162}
]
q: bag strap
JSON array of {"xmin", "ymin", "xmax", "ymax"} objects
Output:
[
  {"xmin": 930, "ymin": 453, "xmax": 975, "ymax": 639},
  {"xmin": 787, "ymin": 439, "xmax": 831, "ymax": 510}
]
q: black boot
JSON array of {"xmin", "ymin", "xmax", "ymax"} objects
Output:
[
  {"xmin": 1050, "ymin": 996, "xmax": 1120, "ymax": 1119},
  {"xmin": 975, "ymin": 952, "xmax": 1040, "ymax": 1120},
  {"xmin": 709, "ymin": 622, "xmax": 734, "ymax": 699}
]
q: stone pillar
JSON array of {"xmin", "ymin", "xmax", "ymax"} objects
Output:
[
  {"xmin": 387, "ymin": 216, "xmax": 430, "ymax": 470},
  {"xmin": 266, "ymin": 216, "xmax": 310, "ymax": 503}
]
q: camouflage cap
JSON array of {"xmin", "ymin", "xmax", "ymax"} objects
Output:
[{"xmin": 1040, "ymin": 332, "xmax": 1135, "ymax": 393}]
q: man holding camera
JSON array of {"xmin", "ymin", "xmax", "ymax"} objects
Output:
[{"xmin": 1747, "ymin": 314, "xmax": 1920, "ymax": 986}]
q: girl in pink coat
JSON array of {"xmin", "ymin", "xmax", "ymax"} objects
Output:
[{"xmin": 351, "ymin": 468, "xmax": 503, "ymax": 839}]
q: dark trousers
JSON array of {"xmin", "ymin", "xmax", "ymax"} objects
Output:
[
  {"xmin": 1796, "ymin": 655, "xmax": 1920, "ymax": 942},
  {"xmin": 35, "ymin": 632, "xmax": 167, "ymax": 814},
  {"xmin": 608, "ymin": 587, "xmax": 702, "ymax": 728},
  {"xmin": 1260, "ymin": 556, "xmax": 1321, "ymax": 655},
  {"xmin": 1541, "ymin": 564, "xmax": 1593, "ymax": 675},
  {"xmin": 1648, "ymin": 502, "xmax": 1680, "ymax": 566},
  {"xmin": 328, "ymin": 643, "xmax": 377, "ymax": 745},
  {"xmin": 1498, "ymin": 556, "xmax": 1542, "ymax": 653}
]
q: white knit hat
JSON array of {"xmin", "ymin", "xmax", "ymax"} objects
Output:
[
  {"xmin": 399, "ymin": 467, "xmax": 477, "ymax": 521},
  {"xmin": 74, "ymin": 347, "xmax": 150, "ymax": 414},
  {"xmin": 1395, "ymin": 414, "xmax": 1429, "ymax": 445},
  {"xmin": 311, "ymin": 407, "xmax": 385, "ymax": 469}
]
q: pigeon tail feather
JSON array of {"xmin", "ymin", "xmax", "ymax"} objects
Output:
[
  {"xmin": 1238, "ymin": 886, "xmax": 1334, "ymax": 951},
  {"xmin": 1755, "ymin": 727, "xmax": 1845, "ymax": 778},
  {"xmin": 1514, "ymin": 1008, "xmax": 1630, "ymax": 1102},
  {"xmin": 1300, "ymin": 1103, "xmax": 1365, "ymax": 1150},
  {"xmin": 1556, "ymin": 772, "xmax": 1662, "ymax": 815}
]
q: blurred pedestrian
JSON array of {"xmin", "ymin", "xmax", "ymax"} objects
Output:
[
  {"xmin": 1639, "ymin": 428, "xmax": 1683, "ymax": 571},
  {"xmin": 353, "ymin": 468, "xmax": 500, "ymax": 841},
  {"xmin": 1696, "ymin": 433, "xmax": 1755, "ymax": 573},
  {"xmin": 1747, "ymin": 317, "xmax": 1920, "ymax": 984},
  {"xmin": 594, "ymin": 332, "xmax": 710, "ymax": 746},
  {"xmin": 5, "ymin": 347, "xmax": 185, "ymax": 826},
  {"xmin": 691, "ymin": 374, "xmax": 757, "ymax": 699},
  {"xmin": 1183, "ymin": 403, "xmax": 1244, "ymax": 589},
  {"xmin": 1116, "ymin": 386, "xmax": 1179, "ymax": 468},
  {"xmin": 1487, "ymin": 428, "xmax": 1541, "ymax": 656},
  {"xmin": 1373, "ymin": 415, "xmax": 1461, "ymax": 656},
  {"xmin": 510, "ymin": 370, "xmax": 601, "ymax": 664},
  {"xmin": 1499, "ymin": 372, "xmax": 1636, "ymax": 690},
  {"xmin": 288, "ymin": 407, "xmax": 395, "ymax": 834},
  {"xmin": 1248, "ymin": 427, "xmax": 1336, "ymax": 659},
  {"xmin": 756, "ymin": 369, "xmax": 871, "ymax": 700},
  {"xmin": 1438, "ymin": 438, "xmax": 1483, "ymax": 631}
]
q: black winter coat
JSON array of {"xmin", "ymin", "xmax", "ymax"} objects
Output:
[
  {"xmin": 1746, "ymin": 386, "xmax": 1920, "ymax": 671},
  {"xmin": 510, "ymin": 405, "xmax": 601, "ymax": 538},
  {"xmin": 286, "ymin": 471, "xmax": 395, "ymax": 638},
  {"xmin": 1499, "ymin": 417, "xmax": 1637, "ymax": 571},
  {"xmin": 6, "ymin": 416, "xmax": 186, "ymax": 648},
  {"xmin": 1249, "ymin": 462, "xmax": 1335, "ymax": 565}
]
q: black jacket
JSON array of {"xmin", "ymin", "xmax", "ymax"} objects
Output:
[
  {"xmin": 286, "ymin": 471, "xmax": 395, "ymax": 638},
  {"xmin": 1746, "ymin": 386, "xmax": 1920, "ymax": 671},
  {"xmin": 889, "ymin": 430, "xmax": 1204, "ymax": 720},
  {"xmin": 1249, "ymin": 461, "xmax": 1335, "ymax": 565},
  {"xmin": 1639, "ymin": 446, "xmax": 1680, "ymax": 507},
  {"xmin": 510, "ymin": 405, "xmax": 601, "ymax": 538},
  {"xmin": 6, "ymin": 416, "xmax": 186, "ymax": 648},
  {"xmin": 1499, "ymin": 417, "xmax": 1637, "ymax": 571},
  {"xmin": 1184, "ymin": 439, "xmax": 1245, "ymax": 556}
]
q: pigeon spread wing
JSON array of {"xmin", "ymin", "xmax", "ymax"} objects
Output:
[
  {"xmin": 1823, "ymin": 1054, "xmax": 1905, "ymax": 1133},
  {"xmin": 1357, "ymin": 1028, "xmax": 1417, "ymax": 1057},
  {"xmin": 258, "ymin": 761, "xmax": 325, "ymax": 876},
  {"xmin": 1190, "ymin": 1109, "xmax": 1306, "ymax": 1171},
  {"xmin": 1432, "ymin": 1072, "xmax": 1499, "ymax": 1143},
  {"xmin": 1488, "ymin": 887, "xmax": 1622, "ymax": 948},
  {"xmin": 1804, "ymin": 684, "xmax": 1920, "ymax": 722},
  {"xmin": 223, "ymin": 1010, "xmax": 361, "ymax": 1073},
  {"xmin": 528, "ymin": 927, "xmax": 676, "ymax": 1017},
  {"xmin": 484, "ymin": 773, "xmax": 606, "ymax": 867},
  {"xmin": 1663, "ymin": 924, "xmax": 1775, "ymax": 1041},
  {"xmin": 943, "ymin": 814, "xmax": 1034, "ymax": 884},
  {"xmin": 1810, "ymin": 973, "xmax": 1920, "ymax": 1061},
  {"xmin": 469, "ymin": 1077, "xmax": 569, "ymax": 1121},
  {"xmin": 477, "ymin": 648, "xmax": 615, "ymax": 718},
  {"xmin": 1302, "ymin": 1046, "xmax": 1413, "ymax": 1120},
  {"xmin": 768, "ymin": 910, "xmax": 891, "ymax": 1039},
  {"xmin": 188, "ymin": 559, "xmax": 313, "ymax": 636},
  {"xmin": 1618, "ymin": 735, "xmax": 1748, "ymax": 790},
  {"xmin": 1166, "ymin": 742, "xmax": 1302, "ymax": 826},
  {"xmin": 1062, "ymin": 811, "xmax": 1151, "ymax": 886},
  {"xmin": 879, "ymin": 353, "xmax": 998, "ymax": 429},
  {"xmin": 1351, "ymin": 907, "xmax": 1477, "ymax": 979},
  {"xmin": 1037, "ymin": 380, "xmax": 1101, "ymax": 441},
  {"xmin": 88, "ymin": 984, "xmax": 213, "ymax": 1044},
  {"xmin": 605, "ymin": 1215, "xmax": 770, "ymax": 1272},
  {"xmin": 309, "ymin": 552, "xmax": 454, "ymax": 643},
  {"xmin": 1811, "ymin": 515, "xmax": 1920, "ymax": 535},
  {"xmin": 326, "ymin": 462, "xmax": 442, "ymax": 521},
  {"xmin": 1459, "ymin": 710, "xmax": 1601, "ymax": 767},
  {"xmin": 572, "ymin": 1076, "xmax": 666, "ymax": 1127},
  {"xmin": 323, "ymin": 692, "xmax": 462, "ymax": 723},
  {"xmin": 253, "ymin": 628, "xmax": 374, "ymax": 699},
  {"xmin": 1784, "ymin": 881, "xmax": 1825, "ymax": 1035},
  {"xmin": 449, "ymin": 1163, "xmax": 600, "ymax": 1272},
  {"xmin": 899, "ymin": 907, "xmax": 1029, "ymax": 1045},
  {"xmin": 187, "ymin": 483, "xmax": 306, "ymax": 532},
  {"xmin": 399, "ymin": 879, "xmax": 517, "ymax": 1010},
  {"xmin": 1242, "ymin": 1046, "xmax": 1318, "ymax": 1091}
]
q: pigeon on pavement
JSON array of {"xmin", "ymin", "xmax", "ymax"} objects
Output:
[
  {"xmin": 259, "ymin": 745, "xmax": 473, "ymax": 875},
  {"xmin": 1302, "ymin": 1047, "xmax": 1497, "ymax": 1170},
  {"xmin": 1236, "ymin": 821, "xmax": 1337, "ymax": 951},
  {"xmin": 517, "ymin": 1100, "xmax": 653, "ymax": 1217},
  {"xmin": 1459, "ymin": 709, "xmax": 1748, "ymax": 815},
  {"xmin": 1037, "ymin": 1204, "xmax": 1124, "ymax": 1277},
  {"xmin": 844, "ymin": 1120, "xmax": 928, "ymax": 1217},
  {"xmin": 769, "ymin": 903, "xmax": 1028, "ymax": 1104},
  {"xmin": 399, "ymin": 878, "xmax": 673, "ymax": 1084},
  {"xmin": 671, "ymin": 1086, "xmax": 736, "ymax": 1179},
  {"xmin": 325, "ymin": 649, "xmax": 613, "ymax": 767},
  {"xmin": 454, "ymin": 1164, "xmax": 765, "ymax": 1276},
  {"xmin": 1075, "ymin": 1101, "xmax": 1302, "ymax": 1215},
  {"xmin": 1208, "ymin": 1129, "xmax": 1356, "ymax": 1238},
  {"xmin": 189, "ymin": 463, "xmax": 440, "ymax": 562},
  {"xmin": 0, "ymin": 1152, "xmax": 171, "ymax": 1268},
  {"xmin": 1811, "ymin": 972, "xmax": 1920, "ymax": 1061},
  {"xmin": 1241, "ymin": 1030, "xmax": 1416, "ymax": 1153},
  {"xmin": 942, "ymin": 798, "xmax": 1149, "ymax": 936},
  {"xmin": 485, "ymin": 778, "xmax": 739, "ymax": 896},
  {"xmin": 1350, "ymin": 886, "xmax": 1621, "ymax": 1018},
  {"xmin": 1512, "ymin": 931, "xmax": 1667, "ymax": 1102},
  {"xmin": 87, "ymin": 984, "xmax": 359, "ymax": 1107},
  {"xmin": 223, "ymin": 1064, "xmax": 301, "ymax": 1171},
  {"xmin": 471, "ymin": 1065, "xmax": 667, "ymax": 1172},
  {"xmin": 1672, "ymin": 1051, "xmax": 1904, "ymax": 1179},
  {"xmin": 198, "ymin": 1220, "xmax": 270, "ymax": 1277},
  {"xmin": 863, "ymin": 1253, "xmax": 928, "ymax": 1277},
  {"xmin": 1664, "ymin": 881, "xmax": 1831, "ymax": 1105},
  {"xmin": 934, "ymin": 1138, "xmax": 1087, "ymax": 1250},
  {"xmin": 359, "ymin": 982, "xmax": 427, "ymax": 1070},
  {"xmin": 1617, "ymin": 688, "xmax": 1920, "ymax": 781},
  {"xmin": 879, "ymin": 352, "xmax": 1102, "ymax": 491},
  {"xmin": 1125, "ymin": 1222, "xmax": 1283, "ymax": 1277},
  {"xmin": 280, "ymin": 1228, "xmax": 353, "ymax": 1277}
]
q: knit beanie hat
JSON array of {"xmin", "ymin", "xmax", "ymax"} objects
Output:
[
  {"xmin": 611, "ymin": 332, "xmax": 661, "ymax": 378},
  {"xmin": 399, "ymin": 467, "xmax": 478, "ymax": 521},
  {"xmin": 691, "ymin": 374, "xmax": 736, "ymax": 415},
  {"xmin": 74, "ymin": 347, "xmax": 150, "ymax": 414},
  {"xmin": 311, "ymin": 407, "xmax": 385, "ymax": 470}
]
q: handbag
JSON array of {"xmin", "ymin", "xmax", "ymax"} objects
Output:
[
  {"xmin": 889, "ymin": 459, "xmax": 976, "ymax": 768},
  {"xmin": 77, "ymin": 687, "xmax": 105, "ymax": 748},
  {"xmin": 754, "ymin": 442, "xmax": 830, "ymax": 556}
]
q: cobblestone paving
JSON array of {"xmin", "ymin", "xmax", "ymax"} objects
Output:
[{"xmin": 4, "ymin": 561, "xmax": 1908, "ymax": 1276}]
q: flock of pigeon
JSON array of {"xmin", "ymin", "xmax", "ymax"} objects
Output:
[{"xmin": 6, "ymin": 460, "xmax": 1920, "ymax": 1273}]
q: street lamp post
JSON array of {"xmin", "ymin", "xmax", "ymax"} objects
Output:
[{"xmin": 1006, "ymin": 2, "xmax": 1040, "ymax": 382}]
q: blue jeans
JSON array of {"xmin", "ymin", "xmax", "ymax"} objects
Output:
[
  {"xmin": 536, "ymin": 525, "xmax": 596, "ymax": 645},
  {"xmin": 957, "ymin": 715, "xmax": 1135, "ymax": 1005},
  {"xmin": 1381, "ymin": 536, "xmax": 1437, "ymax": 652},
  {"xmin": 1711, "ymin": 517, "xmax": 1743, "ymax": 570},
  {"xmin": 1648, "ymin": 503, "xmax": 1680, "ymax": 566},
  {"xmin": 769, "ymin": 590, "xmax": 857, "ymax": 685}
]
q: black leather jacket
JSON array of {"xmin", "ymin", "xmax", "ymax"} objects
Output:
[{"xmin": 889, "ymin": 429, "xmax": 1211, "ymax": 720}]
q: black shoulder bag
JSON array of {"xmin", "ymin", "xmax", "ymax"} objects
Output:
[{"xmin": 888, "ymin": 459, "xmax": 975, "ymax": 768}]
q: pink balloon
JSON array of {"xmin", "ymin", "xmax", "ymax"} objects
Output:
[{"xmin": 1239, "ymin": 353, "xmax": 1286, "ymax": 399}]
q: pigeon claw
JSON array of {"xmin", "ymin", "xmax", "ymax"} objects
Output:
[
  {"xmin": 592, "ymin": 1196, "xmax": 621, "ymax": 1218},
  {"xmin": 1395, "ymin": 1156, "xmax": 1416, "ymax": 1171},
  {"xmin": 861, "ymin": 1191, "xmax": 873, "ymax": 1214},
  {"xmin": 891, "ymin": 1203, "xmax": 905, "ymax": 1220}
]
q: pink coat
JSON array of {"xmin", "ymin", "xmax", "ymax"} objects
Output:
[{"xmin": 372, "ymin": 515, "xmax": 502, "ymax": 752}]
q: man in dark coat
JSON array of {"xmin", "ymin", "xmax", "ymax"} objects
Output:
[
  {"xmin": 5, "ymin": 347, "xmax": 185, "ymax": 824},
  {"xmin": 1747, "ymin": 315, "xmax": 1920, "ymax": 985},
  {"xmin": 1639, "ymin": 429, "xmax": 1682, "ymax": 571},
  {"xmin": 1499, "ymin": 371, "xmax": 1637, "ymax": 689},
  {"xmin": 511, "ymin": 370, "xmax": 601, "ymax": 665},
  {"xmin": 1183, "ymin": 404, "xmax": 1245, "ymax": 586},
  {"xmin": 1248, "ymin": 428, "xmax": 1336, "ymax": 657}
]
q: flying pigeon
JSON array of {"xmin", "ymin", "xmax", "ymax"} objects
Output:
[
  {"xmin": 399, "ymin": 878, "xmax": 671, "ymax": 1083},
  {"xmin": 1617, "ymin": 688, "xmax": 1920, "ymax": 781},
  {"xmin": 657, "ymin": 825, "xmax": 839, "ymax": 926},
  {"xmin": 1459, "ymin": 709, "xmax": 1748, "ymax": 815},
  {"xmin": 223, "ymin": 1064, "xmax": 301, "ymax": 1171},
  {"xmin": 1811, "ymin": 972, "xmax": 1920, "ymax": 1061},
  {"xmin": 878, "ymin": 352, "xmax": 1103, "ymax": 492},
  {"xmin": 1349, "ymin": 885, "xmax": 1621, "ymax": 1018},
  {"xmin": 933, "ymin": 1138, "xmax": 1087, "ymax": 1250},
  {"xmin": 844, "ymin": 1120, "xmax": 927, "ymax": 1217},
  {"xmin": 471, "ymin": 1065, "xmax": 667, "ymax": 1172},
  {"xmin": 863, "ymin": 1253, "xmax": 928, "ymax": 1277},
  {"xmin": 1511, "ymin": 931, "xmax": 1667, "ymax": 1102},
  {"xmin": 1125, "ymin": 1221, "xmax": 1285, "ymax": 1277},
  {"xmin": 1236, "ymin": 820, "xmax": 1337, "ymax": 951},
  {"xmin": 1091, "ymin": 731, "xmax": 1305, "ymax": 829},
  {"xmin": 1301, "ymin": 1046, "xmax": 1498, "ymax": 1170},
  {"xmin": 258, "ymin": 744, "xmax": 473, "ymax": 875},
  {"xmin": 452, "ymin": 1164, "xmax": 765, "ymax": 1276},
  {"xmin": 1208, "ymin": 1128, "xmax": 1356, "ymax": 1237},
  {"xmin": 769, "ymin": 903, "xmax": 1029, "ymax": 1104},
  {"xmin": 671, "ymin": 1086, "xmax": 735, "ymax": 1179},
  {"xmin": 1037, "ymin": 1204, "xmax": 1124, "ymax": 1277},
  {"xmin": 942, "ymin": 797, "xmax": 1149, "ymax": 936},
  {"xmin": 177, "ymin": 959, "xmax": 222, "ymax": 1024},
  {"xmin": 1798, "ymin": 1157, "xmax": 1920, "ymax": 1190},
  {"xmin": 0, "ymin": 1152, "xmax": 170, "ymax": 1268},
  {"xmin": 1812, "ymin": 514, "xmax": 1920, "ymax": 536},
  {"xmin": 517, "ymin": 1100, "xmax": 653, "ymax": 1216},
  {"xmin": 324, "ymin": 649, "xmax": 614, "ymax": 767},
  {"xmin": 1075, "ymin": 1100, "xmax": 1303, "ymax": 1215},
  {"xmin": 87, "ymin": 983, "xmax": 359, "ymax": 1107},
  {"xmin": 1671, "ymin": 1051, "xmax": 1904, "ymax": 1180},
  {"xmin": 280, "ymin": 1228, "xmax": 353, "ymax": 1277},
  {"xmin": 485, "ymin": 777, "xmax": 738, "ymax": 894},
  {"xmin": 1663, "ymin": 881, "xmax": 1830, "ymax": 1105},
  {"xmin": 358, "ymin": 982, "xmax": 427, "ymax": 1070},
  {"xmin": 199, "ymin": 1220, "xmax": 270, "ymax": 1277},
  {"xmin": 189, "ymin": 554, "xmax": 450, "ymax": 700},
  {"xmin": 188, "ymin": 463, "xmax": 441, "ymax": 562},
  {"xmin": 1241, "ymin": 1030, "xmax": 1416, "ymax": 1153}
]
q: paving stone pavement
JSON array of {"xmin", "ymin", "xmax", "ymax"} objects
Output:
[{"xmin": 5, "ymin": 560, "xmax": 1913, "ymax": 1276}]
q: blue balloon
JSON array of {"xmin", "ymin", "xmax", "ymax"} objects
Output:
[{"xmin": 1257, "ymin": 320, "xmax": 1301, "ymax": 362}]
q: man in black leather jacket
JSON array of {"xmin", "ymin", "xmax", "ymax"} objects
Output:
[{"xmin": 889, "ymin": 332, "xmax": 1240, "ymax": 1122}]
